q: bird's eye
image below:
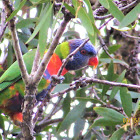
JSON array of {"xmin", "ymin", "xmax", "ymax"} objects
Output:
[{"xmin": 80, "ymin": 50, "xmax": 87, "ymax": 55}]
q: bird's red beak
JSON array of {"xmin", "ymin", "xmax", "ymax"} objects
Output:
[{"xmin": 88, "ymin": 56, "xmax": 98, "ymax": 69}]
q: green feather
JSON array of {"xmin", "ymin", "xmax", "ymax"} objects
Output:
[
  {"xmin": 0, "ymin": 49, "xmax": 36, "ymax": 91},
  {"xmin": 55, "ymin": 41, "xmax": 70, "ymax": 59},
  {"xmin": 0, "ymin": 49, "xmax": 36, "ymax": 83}
]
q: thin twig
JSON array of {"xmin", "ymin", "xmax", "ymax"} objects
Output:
[
  {"xmin": 31, "ymin": 45, "xmax": 40, "ymax": 75},
  {"xmin": 34, "ymin": 118, "xmax": 63, "ymax": 133},
  {"xmin": 75, "ymin": 77, "xmax": 140, "ymax": 89},
  {"xmin": 42, "ymin": 96, "xmax": 63, "ymax": 121},
  {"xmin": 98, "ymin": 35, "xmax": 113, "ymax": 59},
  {"xmin": 92, "ymin": 88, "xmax": 123, "ymax": 113},
  {"xmin": 98, "ymin": 17, "xmax": 114, "ymax": 30},
  {"xmin": 121, "ymin": 32, "xmax": 140, "ymax": 40},
  {"xmin": 120, "ymin": 0, "xmax": 139, "ymax": 11}
]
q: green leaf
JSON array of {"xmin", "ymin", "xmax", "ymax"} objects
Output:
[
  {"xmin": 0, "ymin": 115, "xmax": 4, "ymax": 129},
  {"xmin": 99, "ymin": 0, "xmax": 125, "ymax": 22},
  {"xmin": 107, "ymin": 0, "xmax": 124, "ymax": 22},
  {"xmin": 16, "ymin": 18, "xmax": 37, "ymax": 29},
  {"xmin": 92, "ymin": 117, "xmax": 122, "ymax": 127},
  {"xmin": 110, "ymin": 70, "xmax": 126, "ymax": 100},
  {"xmin": 72, "ymin": 0, "xmax": 94, "ymax": 36},
  {"xmin": 30, "ymin": 0, "xmax": 41, "ymax": 4},
  {"xmin": 7, "ymin": 43, "xmax": 14, "ymax": 68},
  {"xmin": 88, "ymin": 32, "xmax": 97, "ymax": 46},
  {"xmin": 19, "ymin": 39, "xmax": 28, "ymax": 54},
  {"xmin": 100, "ymin": 58, "xmax": 129, "ymax": 67},
  {"xmin": 62, "ymin": 93, "xmax": 71, "ymax": 117},
  {"xmin": 110, "ymin": 128, "xmax": 125, "ymax": 140},
  {"xmin": 63, "ymin": 31, "xmax": 80, "ymax": 38},
  {"xmin": 64, "ymin": 3, "xmax": 75, "ymax": 15},
  {"xmin": 120, "ymin": 86, "xmax": 132, "ymax": 117},
  {"xmin": 53, "ymin": 84, "xmax": 69, "ymax": 93},
  {"xmin": 6, "ymin": 0, "xmax": 27, "ymax": 22},
  {"xmin": 78, "ymin": 7, "xmax": 95, "ymax": 36},
  {"xmin": 18, "ymin": 32, "xmax": 38, "ymax": 46},
  {"xmin": 99, "ymin": 0, "xmax": 109, "ymax": 9},
  {"xmin": 74, "ymin": 118, "xmax": 85, "ymax": 138},
  {"xmin": 26, "ymin": 3, "xmax": 53, "ymax": 44},
  {"xmin": 39, "ymin": 3, "xmax": 53, "ymax": 58},
  {"xmin": 0, "ymin": 49, "xmax": 36, "ymax": 83},
  {"xmin": 100, "ymin": 44, "xmax": 121, "ymax": 58},
  {"xmin": 76, "ymin": 97, "xmax": 103, "ymax": 104},
  {"xmin": 119, "ymin": 3, "xmax": 140, "ymax": 28},
  {"xmin": 14, "ymin": 0, "xmax": 21, "ymax": 9},
  {"xmin": 101, "ymin": 61, "xmax": 114, "ymax": 95},
  {"xmin": 94, "ymin": 107, "xmax": 125, "ymax": 122},
  {"xmin": 84, "ymin": 0, "xmax": 95, "ymax": 22},
  {"xmin": 57, "ymin": 101, "xmax": 86, "ymax": 133}
]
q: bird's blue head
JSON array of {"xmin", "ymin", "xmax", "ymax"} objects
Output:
[{"xmin": 65, "ymin": 39, "xmax": 98, "ymax": 71}]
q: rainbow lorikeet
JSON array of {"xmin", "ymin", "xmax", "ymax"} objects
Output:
[{"xmin": 0, "ymin": 39, "xmax": 98, "ymax": 124}]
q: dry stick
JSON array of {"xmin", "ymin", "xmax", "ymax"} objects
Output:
[{"xmin": 2, "ymin": 0, "xmax": 29, "ymax": 83}]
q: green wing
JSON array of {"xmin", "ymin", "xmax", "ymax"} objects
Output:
[
  {"xmin": 55, "ymin": 41, "xmax": 70, "ymax": 59},
  {"xmin": 0, "ymin": 49, "xmax": 36, "ymax": 91}
]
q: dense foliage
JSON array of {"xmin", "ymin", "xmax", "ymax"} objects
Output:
[{"xmin": 0, "ymin": 0, "xmax": 140, "ymax": 139}]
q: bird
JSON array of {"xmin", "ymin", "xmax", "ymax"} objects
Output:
[{"xmin": 0, "ymin": 39, "xmax": 98, "ymax": 124}]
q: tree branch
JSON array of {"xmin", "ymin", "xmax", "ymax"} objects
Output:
[
  {"xmin": 31, "ymin": 45, "xmax": 40, "ymax": 75},
  {"xmin": 0, "ymin": 8, "xmax": 8, "ymax": 42},
  {"xmin": 2, "ymin": 0, "xmax": 29, "ymax": 84},
  {"xmin": 98, "ymin": 35, "xmax": 113, "ymax": 59},
  {"xmin": 34, "ymin": 118, "xmax": 63, "ymax": 133},
  {"xmin": 52, "ymin": 77, "xmax": 140, "ymax": 98},
  {"xmin": 72, "ymin": 77, "xmax": 140, "ymax": 89}
]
